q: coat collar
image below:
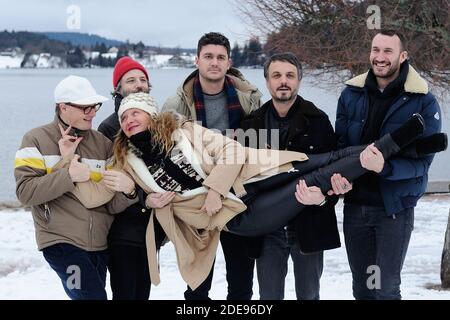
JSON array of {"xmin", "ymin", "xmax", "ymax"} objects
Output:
[
  {"xmin": 242, "ymin": 96, "xmax": 325, "ymax": 137},
  {"xmin": 177, "ymin": 68, "xmax": 260, "ymax": 107},
  {"xmin": 249, "ymin": 96, "xmax": 325, "ymax": 120},
  {"xmin": 345, "ymin": 64, "xmax": 428, "ymax": 94},
  {"xmin": 53, "ymin": 114, "xmax": 90, "ymax": 138}
]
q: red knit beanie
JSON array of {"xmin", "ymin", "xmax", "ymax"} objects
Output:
[{"xmin": 113, "ymin": 56, "xmax": 149, "ymax": 88}]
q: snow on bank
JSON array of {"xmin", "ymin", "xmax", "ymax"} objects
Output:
[
  {"xmin": 0, "ymin": 55, "xmax": 23, "ymax": 69},
  {"xmin": 1, "ymin": 195, "xmax": 450, "ymax": 300}
]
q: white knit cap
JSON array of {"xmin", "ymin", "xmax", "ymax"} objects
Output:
[
  {"xmin": 117, "ymin": 92, "xmax": 159, "ymax": 122},
  {"xmin": 54, "ymin": 75, "xmax": 108, "ymax": 105}
]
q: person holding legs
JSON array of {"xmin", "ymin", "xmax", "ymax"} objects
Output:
[
  {"xmin": 14, "ymin": 75, "xmax": 138, "ymax": 299},
  {"xmin": 240, "ymin": 52, "xmax": 343, "ymax": 300},
  {"xmin": 334, "ymin": 30, "xmax": 442, "ymax": 299},
  {"xmin": 98, "ymin": 56, "xmax": 168, "ymax": 300},
  {"xmin": 70, "ymin": 91, "xmax": 446, "ymax": 291},
  {"xmin": 163, "ymin": 32, "xmax": 262, "ymax": 300}
]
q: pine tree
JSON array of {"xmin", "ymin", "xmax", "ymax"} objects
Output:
[{"xmin": 231, "ymin": 42, "xmax": 242, "ymax": 67}]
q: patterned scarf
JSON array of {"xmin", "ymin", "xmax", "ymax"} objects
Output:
[{"xmin": 193, "ymin": 75, "xmax": 244, "ymax": 130}]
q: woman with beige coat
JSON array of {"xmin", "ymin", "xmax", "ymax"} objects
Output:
[{"xmin": 71, "ymin": 92, "xmax": 443, "ymax": 290}]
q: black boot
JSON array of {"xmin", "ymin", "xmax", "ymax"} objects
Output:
[
  {"xmin": 301, "ymin": 154, "xmax": 362, "ymax": 194},
  {"xmin": 372, "ymin": 113, "xmax": 425, "ymax": 159},
  {"xmin": 390, "ymin": 113, "xmax": 425, "ymax": 148},
  {"xmin": 300, "ymin": 114, "xmax": 427, "ymax": 195},
  {"xmin": 400, "ymin": 133, "xmax": 447, "ymax": 158},
  {"xmin": 242, "ymin": 114, "xmax": 427, "ymax": 202},
  {"xmin": 415, "ymin": 132, "xmax": 447, "ymax": 155},
  {"xmin": 243, "ymin": 144, "xmax": 371, "ymax": 200}
]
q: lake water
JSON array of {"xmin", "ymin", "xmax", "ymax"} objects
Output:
[{"xmin": 1, "ymin": 68, "xmax": 448, "ymax": 202}]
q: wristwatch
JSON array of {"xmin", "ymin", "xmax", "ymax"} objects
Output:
[{"xmin": 318, "ymin": 196, "xmax": 328, "ymax": 207}]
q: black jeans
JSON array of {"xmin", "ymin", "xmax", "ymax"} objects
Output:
[
  {"xmin": 108, "ymin": 244, "xmax": 151, "ymax": 300},
  {"xmin": 344, "ymin": 204, "xmax": 414, "ymax": 300},
  {"xmin": 227, "ymin": 130, "xmax": 414, "ymax": 236},
  {"xmin": 108, "ymin": 218, "xmax": 166, "ymax": 300},
  {"xmin": 256, "ymin": 228, "xmax": 323, "ymax": 300},
  {"xmin": 184, "ymin": 232, "xmax": 255, "ymax": 300},
  {"xmin": 227, "ymin": 144, "xmax": 374, "ymax": 236}
]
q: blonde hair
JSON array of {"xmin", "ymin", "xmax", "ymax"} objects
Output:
[{"xmin": 113, "ymin": 111, "xmax": 181, "ymax": 169}]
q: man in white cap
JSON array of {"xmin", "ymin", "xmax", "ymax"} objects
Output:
[{"xmin": 14, "ymin": 75, "xmax": 138, "ymax": 300}]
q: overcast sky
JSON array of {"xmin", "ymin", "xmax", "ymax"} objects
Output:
[{"xmin": 0, "ymin": 0, "xmax": 256, "ymax": 48}]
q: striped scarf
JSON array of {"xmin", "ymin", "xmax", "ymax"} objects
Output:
[{"xmin": 193, "ymin": 76, "xmax": 244, "ymax": 130}]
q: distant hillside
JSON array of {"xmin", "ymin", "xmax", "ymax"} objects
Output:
[
  {"xmin": 0, "ymin": 30, "xmax": 197, "ymax": 57},
  {"xmin": 41, "ymin": 32, "xmax": 124, "ymax": 48},
  {"xmin": 0, "ymin": 30, "xmax": 70, "ymax": 54}
]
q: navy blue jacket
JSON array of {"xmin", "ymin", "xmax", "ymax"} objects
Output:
[{"xmin": 335, "ymin": 65, "xmax": 442, "ymax": 215}]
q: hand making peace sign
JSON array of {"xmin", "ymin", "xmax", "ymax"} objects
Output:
[{"xmin": 58, "ymin": 123, "xmax": 83, "ymax": 158}]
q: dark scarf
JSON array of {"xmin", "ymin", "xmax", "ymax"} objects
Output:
[
  {"xmin": 265, "ymin": 98, "xmax": 301, "ymax": 150},
  {"xmin": 128, "ymin": 130, "xmax": 202, "ymax": 190},
  {"xmin": 193, "ymin": 76, "xmax": 244, "ymax": 130},
  {"xmin": 361, "ymin": 60, "xmax": 409, "ymax": 143},
  {"xmin": 128, "ymin": 130, "xmax": 167, "ymax": 166}
]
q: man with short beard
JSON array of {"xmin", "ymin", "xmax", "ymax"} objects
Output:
[
  {"xmin": 335, "ymin": 30, "xmax": 442, "ymax": 299},
  {"xmin": 241, "ymin": 52, "xmax": 344, "ymax": 300},
  {"xmin": 98, "ymin": 57, "xmax": 168, "ymax": 300}
]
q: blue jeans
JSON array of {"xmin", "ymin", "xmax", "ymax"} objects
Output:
[
  {"xmin": 42, "ymin": 243, "xmax": 109, "ymax": 300},
  {"xmin": 256, "ymin": 228, "xmax": 323, "ymax": 300},
  {"xmin": 343, "ymin": 204, "xmax": 414, "ymax": 300}
]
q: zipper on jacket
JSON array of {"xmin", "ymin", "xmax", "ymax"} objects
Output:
[
  {"xmin": 89, "ymin": 214, "xmax": 93, "ymax": 250},
  {"xmin": 359, "ymin": 93, "xmax": 369, "ymax": 140},
  {"xmin": 379, "ymin": 95, "xmax": 409, "ymax": 132},
  {"xmin": 43, "ymin": 203, "xmax": 50, "ymax": 223}
]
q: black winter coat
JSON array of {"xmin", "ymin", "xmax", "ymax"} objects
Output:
[{"xmin": 240, "ymin": 96, "xmax": 341, "ymax": 254}]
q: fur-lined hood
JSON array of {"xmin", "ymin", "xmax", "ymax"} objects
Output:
[{"xmin": 345, "ymin": 65, "xmax": 429, "ymax": 94}]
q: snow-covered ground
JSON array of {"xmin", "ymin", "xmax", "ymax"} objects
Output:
[
  {"xmin": 0, "ymin": 55, "xmax": 23, "ymax": 69},
  {"xmin": 1, "ymin": 195, "xmax": 450, "ymax": 300}
]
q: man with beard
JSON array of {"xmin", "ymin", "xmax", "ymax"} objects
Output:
[
  {"xmin": 99, "ymin": 57, "xmax": 170, "ymax": 300},
  {"xmin": 334, "ymin": 30, "xmax": 442, "ymax": 299},
  {"xmin": 163, "ymin": 32, "xmax": 262, "ymax": 300},
  {"xmin": 240, "ymin": 52, "xmax": 347, "ymax": 300}
]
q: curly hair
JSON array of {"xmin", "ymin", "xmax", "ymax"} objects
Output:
[{"xmin": 113, "ymin": 111, "xmax": 181, "ymax": 169}]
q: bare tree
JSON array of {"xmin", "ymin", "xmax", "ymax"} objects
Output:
[{"xmin": 235, "ymin": 0, "xmax": 449, "ymax": 90}]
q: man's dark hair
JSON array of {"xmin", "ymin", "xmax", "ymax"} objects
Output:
[
  {"xmin": 263, "ymin": 52, "xmax": 303, "ymax": 80},
  {"xmin": 375, "ymin": 30, "xmax": 407, "ymax": 52},
  {"xmin": 197, "ymin": 32, "xmax": 231, "ymax": 56}
]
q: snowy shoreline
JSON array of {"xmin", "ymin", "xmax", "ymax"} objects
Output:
[{"xmin": 1, "ymin": 194, "xmax": 450, "ymax": 300}]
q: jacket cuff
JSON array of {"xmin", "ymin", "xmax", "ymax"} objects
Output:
[
  {"xmin": 379, "ymin": 162, "xmax": 393, "ymax": 178},
  {"xmin": 202, "ymin": 180, "xmax": 229, "ymax": 198},
  {"xmin": 52, "ymin": 155, "xmax": 74, "ymax": 171}
]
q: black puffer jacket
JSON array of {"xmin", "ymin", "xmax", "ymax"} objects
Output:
[{"xmin": 241, "ymin": 95, "xmax": 341, "ymax": 254}]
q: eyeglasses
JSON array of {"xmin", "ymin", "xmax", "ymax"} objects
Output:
[{"xmin": 66, "ymin": 102, "xmax": 102, "ymax": 114}]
